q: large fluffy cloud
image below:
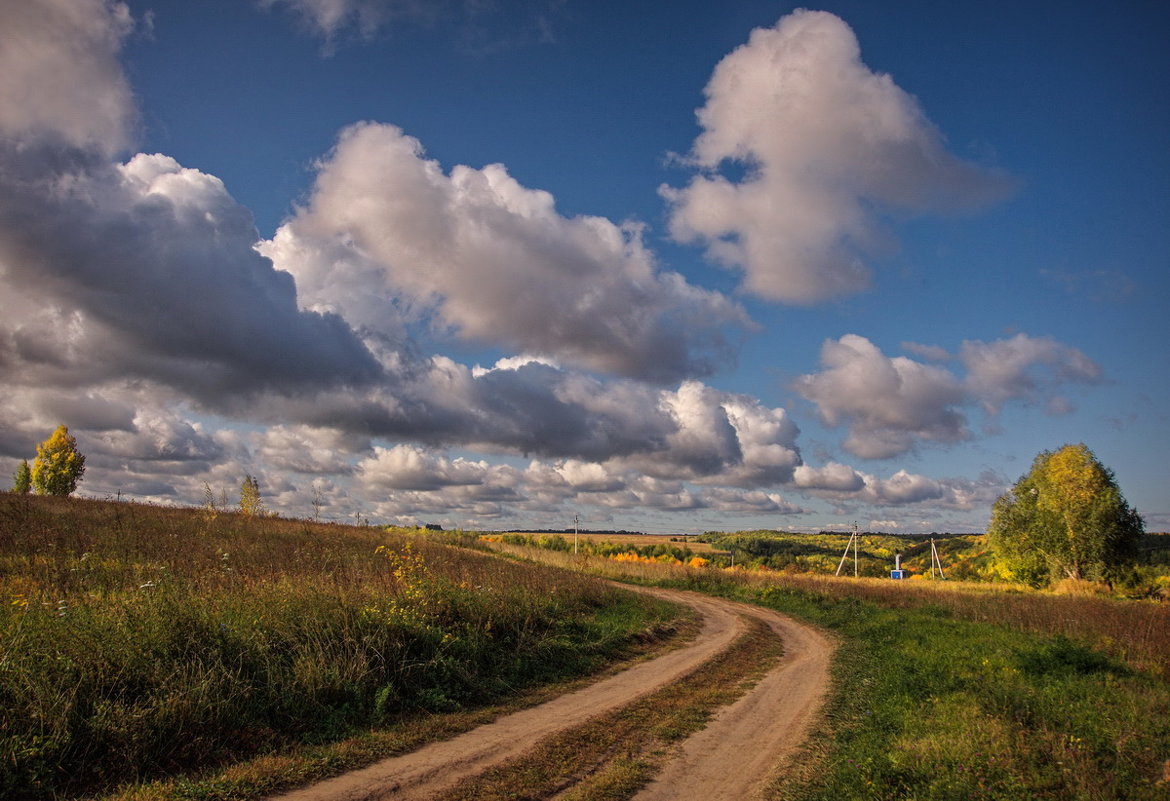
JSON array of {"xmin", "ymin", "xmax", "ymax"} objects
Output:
[
  {"xmin": 357, "ymin": 444, "xmax": 507, "ymax": 491},
  {"xmin": 0, "ymin": 3, "xmax": 761, "ymax": 485},
  {"xmin": 794, "ymin": 334, "xmax": 969, "ymax": 459},
  {"xmin": 0, "ymin": 1, "xmax": 1104, "ymax": 534},
  {"xmin": 661, "ymin": 10, "xmax": 1013, "ymax": 304},
  {"xmin": 256, "ymin": 425, "xmax": 368, "ymax": 475},
  {"xmin": 0, "ymin": 0, "xmax": 135, "ymax": 155},
  {"xmin": 0, "ymin": 1, "xmax": 385, "ymax": 409},
  {"xmin": 0, "ymin": 148, "xmax": 384, "ymax": 402},
  {"xmin": 611, "ymin": 380, "xmax": 801, "ymax": 486},
  {"xmin": 795, "ymin": 334, "xmax": 1101, "ymax": 458},
  {"xmin": 396, "ymin": 363, "xmax": 801, "ymax": 480},
  {"xmin": 265, "ymin": 123, "xmax": 749, "ymax": 383}
]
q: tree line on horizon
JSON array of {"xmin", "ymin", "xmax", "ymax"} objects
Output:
[{"xmin": 9, "ymin": 429, "xmax": 1146, "ymax": 589}]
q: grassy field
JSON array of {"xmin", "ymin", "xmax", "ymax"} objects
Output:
[
  {"xmin": 485, "ymin": 531, "xmax": 1170, "ymax": 677},
  {"xmin": 505, "ymin": 531, "xmax": 721, "ymax": 553},
  {"xmin": 698, "ymin": 528, "xmax": 1170, "ymax": 593},
  {"xmin": 701, "ymin": 529, "xmax": 993, "ymax": 578},
  {"xmin": 755, "ymin": 586, "xmax": 1170, "ymax": 800},
  {"xmin": 481, "ymin": 540, "xmax": 1170, "ymax": 799},
  {"xmin": 488, "ymin": 531, "xmax": 716, "ymax": 564},
  {"xmin": 5, "ymin": 493, "xmax": 1166, "ymax": 800},
  {"xmin": 0, "ymin": 494, "xmax": 683, "ymax": 800}
]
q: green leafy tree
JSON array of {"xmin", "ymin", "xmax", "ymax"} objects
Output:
[
  {"xmin": 240, "ymin": 474, "xmax": 263, "ymax": 517},
  {"xmin": 31, "ymin": 425, "xmax": 86, "ymax": 496},
  {"xmin": 11, "ymin": 459, "xmax": 32, "ymax": 493},
  {"xmin": 988, "ymin": 444, "xmax": 1143, "ymax": 586}
]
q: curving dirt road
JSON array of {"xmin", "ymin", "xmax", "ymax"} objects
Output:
[
  {"xmin": 632, "ymin": 596, "xmax": 833, "ymax": 801},
  {"xmin": 269, "ymin": 586, "xmax": 832, "ymax": 801}
]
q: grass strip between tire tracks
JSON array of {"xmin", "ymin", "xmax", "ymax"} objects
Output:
[{"xmin": 429, "ymin": 614, "xmax": 784, "ymax": 801}]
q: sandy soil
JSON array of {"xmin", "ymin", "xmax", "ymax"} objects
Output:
[{"xmin": 268, "ymin": 586, "xmax": 832, "ymax": 801}]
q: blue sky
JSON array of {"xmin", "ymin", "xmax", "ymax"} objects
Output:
[{"xmin": 1, "ymin": 0, "xmax": 1166, "ymax": 534}]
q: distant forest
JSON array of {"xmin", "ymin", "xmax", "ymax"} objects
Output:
[{"xmin": 482, "ymin": 528, "xmax": 648, "ymax": 536}]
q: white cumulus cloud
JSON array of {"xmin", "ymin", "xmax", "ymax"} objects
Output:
[
  {"xmin": 265, "ymin": 122, "xmax": 749, "ymax": 383},
  {"xmin": 357, "ymin": 444, "xmax": 510, "ymax": 492},
  {"xmin": 795, "ymin": 334, "xmax": 1102, "ymax": 459},
  {"xmin": 0, "ymin": 0, "xmax": 136, "ymax": 155},
  {"xmin": 959, "ymin": 333, "xmax": 1102, "ymax": 415},
  {"xmin": 794, "ymin": 334, "xmax": 968, "ymax": 459},
  {"xmin": 661, "ymin": 9, "xmax": 1013, "ymax": 304}
]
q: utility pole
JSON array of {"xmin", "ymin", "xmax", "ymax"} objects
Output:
[
  {"xmin": 835, "ymin": 522, "xmax": 860, "ymax": 577},
  {"xmin": 574, "ymin": 514, "xmax": 579, "ymax": 555},
  {"xmin": 930, "ymin": 538, "xmax": 946, "ymax": 579}
]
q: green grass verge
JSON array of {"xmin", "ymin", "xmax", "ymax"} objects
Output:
[{"xmin": 725, "ymin": 582, "xmax": 1170, "ymax": 800}]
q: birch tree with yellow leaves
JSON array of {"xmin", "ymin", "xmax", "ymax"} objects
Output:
[
  {"xmin": 988, "ymin": 443, "xmax": 1143, "ymax": 586},
  {"xmin": 30, "ymin": 425, "xmax": 86, "ymax": 496}
]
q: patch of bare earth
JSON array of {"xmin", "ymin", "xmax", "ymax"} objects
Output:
[{"xmin": 267, "ymin": 587, "xmax": 832, "ymax": 801}]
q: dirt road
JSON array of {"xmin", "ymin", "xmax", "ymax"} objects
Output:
[
  {"xmin": 633, "ymin": 597, "xmax": 833, "ymax": 801},
  {"xmin": 269, "ymin": 586, "xmax": 832, "ymax": 801}
]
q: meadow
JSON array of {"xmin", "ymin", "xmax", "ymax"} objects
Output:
[
  {"xmin": 481, "ymin": 539, "xmax": 1170, "ymax": 799},
  {"xmin": 492, "ymin": 529, "xmax": 1169, "ymax": 678},
  {"xmin": 503, "ymin": 531, "xmax": 721, "ymax": 554},
  {"xmin": 697, "ymin": 528, "xmax": 1170, "ymax": 592},
  {"xmin": 4, "ymin": 492, "xmax": 1166, "ymax": 800},
  {"xmin": 0, "ymin": 494, "xmax": 680, "ymax": 800}
]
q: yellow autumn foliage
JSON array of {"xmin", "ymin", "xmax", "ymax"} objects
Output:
[
  {"xmin": 988, "ymin": 443, "xmax": 1143, "ymax": 586},
  {"xmin": 30, "ymin": 425, "xmax": 85, "ymax": 496}
]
